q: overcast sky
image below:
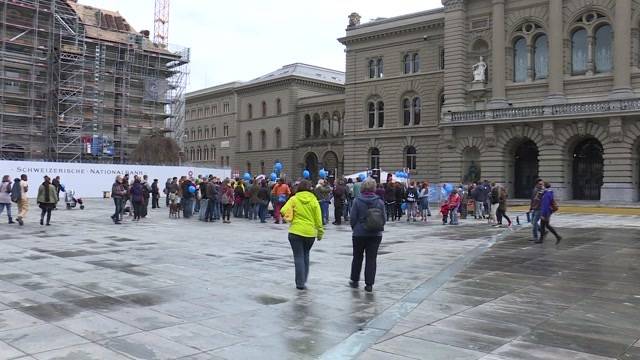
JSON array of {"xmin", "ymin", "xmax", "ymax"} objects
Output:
[{"xmin": 80, "ymin": 0, "xmax": 443, "ymax": 92}]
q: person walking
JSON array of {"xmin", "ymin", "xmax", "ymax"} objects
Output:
[
  {"xmin": 529, "ymin": 178, "xmax": 545, "ymax": 241},
  {"xmin": 151, "ymin": 179, "xmax": 160, "ymax": 209},
  {"xmin": 332, "ymin": 179, "xmax": 347, "ymax": 225},
  {"xmin": 383, "ymin": 179, "xmax": 397, "ymax": 221},
  {"xmin": 537, "ymin": 182, "xmax": 562, "ymax": 244},
  {"xmin": 281, "ymin": 180, "xmax": 324, "ymax": 290},
  {"xmin": 495, "ymin": 185, "xmax": 512, "ymax": 227},
  {"xmin": 0, "ymin": 175, "xmax": 14, "ymax": 224},
  {"xmin": 111, "ymin": 175, "xmax": 126, "ymax": 224},
  {"xmin": 37, "ymin": 176, "xmax": 58, "ymax": 226},
  {"xmin": 315, "ymin": 179, "xmax": 332, "ymax": 225},
  {"xmin": 129, "ymin": 178, "xmax": 145, "ymax": 221},
  {"xmin": 181, "ymin": 178, "xmax": 195, "ymax": 218},
  {"xmin": 14, "ymin": 174, "xmax": 29, "ymax": 226},
  {"xmin": 220, "ymin": 179, "xmax": 234, "ymax": 223},
  {"xmin": 257, "ymin": 180, "xmax": 270, "ymax": 223},
  {"xmin": 349, "ymin": 178, "xmax": 386, "ymax": 292},
  {"xmin": 272, "ymin": 178, "xmax": 291, "ymax": 224},
  {"xmin": 164, "ymin": 178, "xmax": 172, "ymax": 207},
  {"xmin": 51, "ymin": 176, "xmax": 61, "ymax": 210}
]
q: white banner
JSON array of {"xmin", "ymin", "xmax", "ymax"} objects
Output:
[{"xmin": 0, "ymin": 160, "xmax": 230, "ymax": 198}]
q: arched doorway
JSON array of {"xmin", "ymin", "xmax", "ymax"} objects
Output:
[
  {"xmin": 572, "ymin": 138, "xmax": 604, "ymax": 200},
  {"xmin": 304, "ymin": 152, "xmax": 319, "ymax": 181},
  {"xmin": 514, "ymin": 140, "xmax": 539, "ymax": 199},
  {"xmin": 322, "ymin": 151, "xmax": 339, "ymax": 178}
]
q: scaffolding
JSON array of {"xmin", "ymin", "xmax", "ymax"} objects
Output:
[{"xmin": 0, "ymin": 0, "xmax": 189, "ymax": 163}]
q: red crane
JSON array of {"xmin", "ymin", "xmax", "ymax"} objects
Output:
[{"xmin": 153, "ymin": 0, "xmax": 169, "ymax": 46}]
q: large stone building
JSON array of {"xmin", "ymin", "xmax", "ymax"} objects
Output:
[
  {"xmin": 188, "ymin": 0, "xmax": 640, "ymax": 202},
  {"xmin": 184, "ymin": 63, "xmax": 345, "ymax": 179}
]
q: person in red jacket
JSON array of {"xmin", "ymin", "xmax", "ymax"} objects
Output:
[
  {"xmin": 272, "ymin": 178, "xmax": 291, "ymax": 224},
  {"xmin": 447, "ymin": 189, "xmax": 461, "ymax": 225}
]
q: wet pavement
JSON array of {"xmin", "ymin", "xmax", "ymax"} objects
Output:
[{"xmin": 0, "ymin": 200, "xmax": 638, "ymax": 359}]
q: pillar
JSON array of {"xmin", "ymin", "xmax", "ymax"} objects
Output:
[
  {"xmin": 601, "ymin": 117, "xmax": 635, "ymax": 201},
  {"xmin": 610, "ymin": 0, "xmax": 634, "ymax": 99},
  {"xmin": 441, "ymin": 0, "xmax": 468, "ymax": 113},
  {"xmin": 545, "ymin": 0, "xmax": 566, "ymax": 104},
  {"xmin": 488, "ymin": 0, "xmax": 508, "ymax": 109}
]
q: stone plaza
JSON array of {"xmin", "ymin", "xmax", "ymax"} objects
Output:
[{"xmin": 0, "ymin": 200, "xmax": 638, "ymax": 359}]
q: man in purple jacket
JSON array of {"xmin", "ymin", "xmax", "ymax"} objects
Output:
[{"xmin": 537, "ymin": 182, "xmax": 562, "ymax": 244}]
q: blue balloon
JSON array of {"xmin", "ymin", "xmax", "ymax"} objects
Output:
[
  {"xmin": 358, "ymin": 174, "xmax": 366, "ymax": 181},
  {"xmin": 445, "ymin": 183, "xmax": 453, "ymax": 193},
  {"xmin": 319, "ymin": 169, "xmax": 327, "ymax": 179},
  {"xmin": 188, "ymin": 185, "xmax": 196, "ymax": 193},
  {"xmin": 274, "ymin": 162, "xmax": 283, "ymax": 172},
  {"xmin": 303, "ymin": 170, "xmax": 310, "ymax": 179},
  {"xmin": 270, "ymin": 173, "xmax": 277, "ymax": 181},
  {"xmin": 243, "ymin": 172, "xmax": 251, "ymax": 181},
  {"xmin": 401, "ymin": 202, "xmax": 408, "ymax": 211}
]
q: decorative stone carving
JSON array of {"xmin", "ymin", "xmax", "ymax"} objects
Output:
[
  {"xmin": 609, "ymin": 117, "xmax": 623, "ymax": 143},
  {"xmin": 347, "ymin": 13, "xmax": 361, "ymax": 28},
  {"xmin": 472, "ymin": 56, "xmax": 487, "ymax": 83},
  {"xmin": 442, "ymin": 0, "xmax": 465, "ymax": 11},
  {"xmin": 484, "ymin": 125, "xmax": 496, "ymax": 147}
]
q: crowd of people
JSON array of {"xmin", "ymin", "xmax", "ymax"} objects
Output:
[{"xmin": 0, "ymin": 174, "xmax": 63, "ymax": 226}]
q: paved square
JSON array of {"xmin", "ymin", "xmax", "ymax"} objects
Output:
[{"xmin": 0, "ymin": 200, "xmax": 639, "ymax": 359}]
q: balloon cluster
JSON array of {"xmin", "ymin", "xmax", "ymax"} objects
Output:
[
  {"xmin": 302, "ymin": 169, "xmax": 310, "ymax": 179},
  {"xmin": 358, "ymin": 174, "xmax": 366, "ymax": 181},
  {"xmin": 270, "ymin": 173, "xmax": 277, "ymax": 181},
  {"xmin": 319, "ymin": 168, "xmax": 327, "ymax": 179},
  {"xmin": 394, "ymin": 171, "xmax": 409, "ymax": 179},
  {"xmin": 440, "ymin": 183, "xmax": 454, "ymax": 197},
  {"xmin": 243, "ymin": 173, "xmax": 251, "ymax": 181},
  {"xmin": 274, "ymin": 162, "xmax": 283, "ymax": 173}
]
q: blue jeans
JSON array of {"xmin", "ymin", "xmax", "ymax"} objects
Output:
[
  {"xmin": 344, "ymin": 198, "xmax": 352, "ymax": 220},
  {"xmin": 182, "ymin": 197, "xmax": 194, "ymax": 218},
  {"xmin": 288, "ymin": 233, "xmax": 315, "ymax": 288},
  {"xmin": 531, "ymin": 210, "xmax": 541, "ymax": 239},
  {"xmin": 258, "ymin": 202, "xmax": 268, "ymax": 222},
  {"xmin": 319, "ymin": 201, "xmax": 330, "ymax": 225},
  {"xmin": 112, "ymin": 198, "xmax": 122, "ymax": 221},
  {"xmin": 0, "ymin": 203, "xmax": 12, "ymax": 219}
]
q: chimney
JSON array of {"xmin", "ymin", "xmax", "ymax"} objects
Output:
[{"xmin": 140, "ymin": 30, "xmax": 150, "ymax": 38}]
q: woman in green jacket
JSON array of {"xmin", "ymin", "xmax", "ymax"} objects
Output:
[
  {"xmin": 281, "ymin": 180, "xmax": 324, "ymax": 290},
  {"xmin": 37, "ymin": 176, "xmax": 58, "ymax": 226}
]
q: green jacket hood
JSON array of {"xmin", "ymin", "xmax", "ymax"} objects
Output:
[{"xmin": 294, "ymin": 190, "xmax": 316, "ymax": 205}]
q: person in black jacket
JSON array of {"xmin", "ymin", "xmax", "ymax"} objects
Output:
[
  {"xmin": 257, "ymin": 180, "xmax": 270, "ymax": 223},
  {"xmin": 151, "ymin": 179, "xmax": 160, "ymax": 209},
  {"xmin": 383, "ymin": 179, "xmax": 397, "ymax": 221},
  {"xmin": 332, "ymin": 179, "xmax": 347, "ymax": 225},
  {"xmin": 394, "ymin": 182, "xmax": 405, "ymax": 221}
]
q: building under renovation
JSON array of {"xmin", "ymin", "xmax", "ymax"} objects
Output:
[{"xmin": 0, "ymin": 0, "xmax": 189, "ymax": 163}]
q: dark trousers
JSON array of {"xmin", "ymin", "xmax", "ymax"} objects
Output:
[
  {"xmin": 350, "ymin": 235, "xmax": 382, "ymax": 286},
  {"xmin": 496, "ymin": 208, "xmax": 511, "ymax": 225},
  {"xmin": 133, "ymin": 200, "xmax": 144, "ymax": 220},
  {"xmin": 385, "ymin": 202, "xmax": 396, "ymax": 221},
  {"xmin": 205, "ymin": 199, "xmax": 215, "ymax": 221},
  {"xmin": 165, "ymin": 193, "xmax": 170, "ymax": 206},
  {"xmin": 182, "ymin": 197, "xmax": 193, "ymax": 218},
  {"xmin": 288, "ymin": 233, "xmax": 315, "ymax": 288},
  {"xmin": 334, "ymin": 202, "xmax": 344, "ymax": 224},
  {"xmin": 344, "ymin": 198, "xmax": 352, "ymax": 221},
  {"xmin": 152, "ymin": 194, "xmax": 160, "ymax": 208},
  {"xmin": 222, "ymin": 204, "xmax": 232, "ymax": 221},
  {"xmin": 142, "ymin": 197, "xmax": 149, "ymax": 217},
  {"xmin": 39, "ymin": 206, "xmax": 52, "ymax": 224},
  {"xmin": 112, "ymin": 197, "xmax": 123, "ymax": 222},
  {"xmin": 258, "ymin": 202, "xmax": 268, "ymax": 222},
  {"xmin": 540, "ymin": 217, "xmax": 560, "ymax": 241}
]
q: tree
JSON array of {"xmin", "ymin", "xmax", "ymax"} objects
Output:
[{"xmin": 130, "ymin": 133, "xmax": 181, "ymax": 165}]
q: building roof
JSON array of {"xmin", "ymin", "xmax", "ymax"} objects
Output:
[
  {"xmin": 186, "ymin": 81, "xmax": 244, "ymax": 99},
  {"xmin": 241, "ymin": 63, "xmax": 345, "ymax": 88},
  {"xmin": 340, "ymin": 8, "xmax": 444, "ymax": 42}
]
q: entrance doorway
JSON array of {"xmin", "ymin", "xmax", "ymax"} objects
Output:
[
  {"xmin": 304, "ymin": 152, "xmax": 319, "ymax": 181},
  {"xmin": 572, "ymin": 138, "xmax": 603, "ymax": 200},
  {"xmin": 514, "ymin": 140, "xmax": 539, "ymax": 199},
  {"xmin": 322, "ymin": 151, "xmax": 339, "ymax": 178}
]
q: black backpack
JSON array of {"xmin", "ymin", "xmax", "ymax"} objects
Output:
[
  {"xmin": 10, "ymin": 181, "xmax": 21, "ymax": 203},
  {"xmin": 359, "ymin": 198, "xmax": 385, "ymax": 232}
]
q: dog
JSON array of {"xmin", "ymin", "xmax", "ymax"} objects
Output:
[{"xmin": 169, "ymin": 194, "xmax": 181, "ymax": 219}]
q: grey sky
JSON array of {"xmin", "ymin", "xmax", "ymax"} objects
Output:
[{"xmin": 80, "ymin": 0, "xmax": 442, "ymax": 91}]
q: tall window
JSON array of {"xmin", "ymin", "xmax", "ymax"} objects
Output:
[
  {"xmin": 376, "ymin": 101, "xmax": 384, "ymax": 128},
  {"xmin": 246, "ymin": 131, "xmax": 253, "ymax": 151},
  {"xmin": 204, "ymin": 128, "xmax": 209, "ymax": 139},
  {"xmin": 223, "ymin": 102, "xmax": 229, "ymax": 113},
  {"xmin": 212, "ymin": 104, "xmax": 218, "ymax": 115},
  {"xmin": 213, "ymin": 126, "xmax": 217, "ymax": 138},
  {"xmin": 369, "ymin": 148, "xmax": 380, "ymax": 169},
  {"xmin": 533, "ymin": 34, "xmax": 549, "ymax": 80},
  {"xmin": 190, "ymin": 129, "xmax": 195, "ymax": 140},
  {"xmin": 261, "ymin": 101, "xmax": 267, "ymax": 117},
  {"xmin": 223, "ymin": 123, "xmax": 229, "ymax": 137},
  {"xmin": 276, "ymin": 98, "xmax": 282, "ymax": 115},
  {"xmin": 260, "ymin": 130, "xmax": 266, "ymax": 150},
  {"xmin": 313, "ymin": 114, "xmax": 321, "ymax": 137},
  {"xmin": 275, "ymin": 128, "xmax": 282, "ymax": 149},
  {"xmin": 368, "ymin": 60, "xmax": 376, "ymax": 79},
  {"xmin": 594, "ymin": 24, "xmax": 612, "ymax": 73},
  {"xmin": 198, "ymin": 128, "xmax": 202, "ymax": 140},
  {"xmin": 403, "ymin": 54, "xmax": 411, "ymax": 74},
  {"xmin": 248, "ymin": 104, "xmax": 253, "ymax": 119},
  {"xmin": 439, "ymin": 48, "xmax": 445, "ymax": 69},
  {"xmin": 321, "ymin": 113, "xmax": 330, "ymax": 137},
  {"xmin": 376, "ymin": 58, "xmax": 384, "ymax": 78},
  {"xmin": 403, "ymin": 99, "xmax": 411, "ymax": 126},
  {"xmin": 368, "ymin": 58, "xmax": 384, "ymax": 78},
  {"xmin": 513, "ymin": 37, "xmax": 527, "ymax": 83},
  {"xmin": 412, "ymin": 53, "xmax": 420, "ymax": 73},
  {"xmin": 368, "ymin": 102, "xmax": 376, "ymax": 128},
  {"xmin": 572, "ymin": 28, "xmax": 588, "ymax": 75},
  {"xmin": 405, "ymin": 146, "xmax": 417, "ymax": 170},
  {"xmin": 304, "ymin": 114, "xmax": 311, "ymax": 138},
  {"xmin": 204, "ymin": 107, "xmax": 209, "ymax": 116},
  {"xmin": 204, "ymin": 147, "xmax": 209, "ymax": 161},
  {"xmin": 413, "ymin": 97, "xmax": 421, "ymax": 125},
  {"xmin": 211, "ymin": 147, "xmax": 215, "ymax": 160},
  {"xmin": 197, "ymin": 148, "xmax": 201, "ymax": 161}
]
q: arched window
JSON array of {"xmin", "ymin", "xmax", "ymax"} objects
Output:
[
  {"xmin": 211, "ymin": 147, "xmax": 215, "ymax": 160},
  {"xmin": 413, "ymin": 97, "xmax": 421, "ymax": 125},
  {"xmin": 197, "ymin": 148, "xmax": 202, "ymax": 161},
  {"xmin": 276, "ymin": 98, "xmax": 282, "ymax": 115},
  {"xmin": 260, "ymin": 129, "xmax": 266, "ymax": 150},
  {"xmin": 198, "ymin": 128, "xmax": 203, "ymax": 140},
  {"xmin": 376, "ymin": 101, "xmax": 384, "ymax": 128},
  {"xmin": 412, "ymin": 53, "xmax": 420, "ymax": 73},
  {"xmin": 190, "ymin": 129, "xmax": 195, "ymax": 140},
  {"xmin": 533, "ymin": 34, "xmax": 549, "ymax": 80},
  {"xmin": 261, "ymin": 101, "xmax": 267, "ymax": 117},
  {"xmin": 572, "ymin": 28, "xmax": 588, "ymax": 75},
  {"xmin": 321, "ymin": 113, "xmax": 330, "ymax": 137},
  {"xmin": 403, "ymin": 54, "xmax": 411, "ymax": 74},
  {"xmin": 403, "ymin": 99, "xmax": 411, "ymax": 126},
  {"xmin": 376, "ymin": 58, "xmax": 384, "ymax": 78},
  {"xmin": 204, "ymin": 147, "xmax": 209, "ymax": 161},
  {"xmin": 513, "ymin": 37, "xmax": 528, "ymax": 83},
  {"xmin": 248, "ymin": 103, "xmax": 253, "ymax": 119},
  {"xmin": 405, "ymin": 146, "xmax": 417, "ymax": 170},
  {"xmin": 275, "ymin": 128, "xmax": 282, "ymax": 149},
  {"xmin": 313, "ymin": 114, "xmax": 321, "ymax": 137},
  {"xmin": 246, "ymin": 131, "xmax": 253, "ymax": 151},
  {"xmin": 304, "ymin": 114, "xmax": 311, "ymax": 138},
  {"xmin": 368, "ymin": 60, "xmax": 376, "ymax": 79},
  {"xmin": 190, "ymin": 148, "xmax": 195, "ymax": 160},
  {"xmin": 204, "ymin": 128, "xmax": 209, "ymax": 139},
  {"xmin": 369, "ymin": 148, "xmax": 380, "ymax": 169},
  {"xmin": 368, "ymin": 102, "xmax": 375, "ymax": 128},
  {"xmin": 223, "ymin": 123, "xmax": 229, "ymax": 137},
  {"xmin": 213, "ymin": 126, "xmax": 217, "ymax": 138},
  {"xmin": 594, "ymin": 24, "xmax": 612, "ymax": 73}
]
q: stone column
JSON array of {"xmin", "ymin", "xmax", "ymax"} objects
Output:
[
  {"xmin": 488, "ymin": 0, "xmax": 508, "ymax": 109},
  {"xmin": 441, "ymin": 0, "xmax": 467, "ymax": 113},
  {"xmin": 545, "ymin": 0, "xmax": 566, "ymax": 104},
  {"xmin": 601, "ymin": 117, "xmax": 636, "ymax": 201},
  {"xmin": 610, "ymin": 0, "xmax": 634, "ymax": 99}
]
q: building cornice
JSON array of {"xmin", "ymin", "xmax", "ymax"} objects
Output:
[
  {"xmin": 234, "ymin": 77, "xmax": 344, "ymax": 94},
  {"xmin": 339, "ymin": 21, "xmax": 443, "ymax": 46}
]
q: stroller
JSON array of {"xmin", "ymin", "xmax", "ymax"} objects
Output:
[{"xmin": 65, "ymin": 189, "xmax": 85, "ymax": 210}]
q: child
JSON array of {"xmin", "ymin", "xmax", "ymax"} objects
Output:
[{"xmin": 440, "ymin": 202, "xmax": 449, "ymax": 225}]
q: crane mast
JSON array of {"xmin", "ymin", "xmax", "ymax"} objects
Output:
[{"xmin": 153, "ymin": 0, "xmax": 170, "ymax": 46}]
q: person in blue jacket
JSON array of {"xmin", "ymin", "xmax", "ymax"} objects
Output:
[{"xmin": 537, "ymin": 181, "xmax": 562, "ymax": 244}]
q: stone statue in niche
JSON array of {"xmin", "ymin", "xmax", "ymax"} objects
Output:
[
  {"xmin": 472, "ymin": 56, "xmax": 487, "ymax": 83},
  {"xmin": 464, "ymin": 160, "xmax": 481, "ymax": 183}
]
